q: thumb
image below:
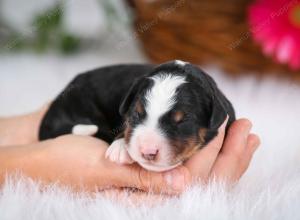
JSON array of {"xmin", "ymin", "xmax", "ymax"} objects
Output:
[{"xmin": 112, "ymin": 164, "xmax": 191, "ymax": 195}]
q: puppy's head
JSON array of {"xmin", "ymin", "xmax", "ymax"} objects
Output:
[{"xmin": 120, "ymin": 60, "xmax": 228, "ymax": 171}]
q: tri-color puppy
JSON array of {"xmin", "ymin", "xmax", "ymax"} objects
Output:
[{"xmin": 39, "ymin": 60, "xmax": 235, "ymax": 172}]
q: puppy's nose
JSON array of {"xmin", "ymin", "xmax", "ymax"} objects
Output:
[{"xmin": 140, "ymin": 147, "xmax": 159, "ymax": 161}]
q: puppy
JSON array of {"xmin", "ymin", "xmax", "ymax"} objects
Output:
[{"xmin": 39, "ymin": 60, "xmax": 235, "ymax": 172}]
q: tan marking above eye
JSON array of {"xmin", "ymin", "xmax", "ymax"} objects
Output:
[
  {"xmin": 135, "ymin": 100, "xmax": 144, "ymax": 114},
  {"xmin": 172, "ymin": 137, "xmax": 200, "ymax": 162},
  {"xmin": 173, "ymin": 111, "xmax": 185, "ymax": 123}
]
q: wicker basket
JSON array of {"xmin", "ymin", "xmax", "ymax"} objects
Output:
[{"xmin": 129, "ymin": 0, "xmax": 300, "ymax": 80}]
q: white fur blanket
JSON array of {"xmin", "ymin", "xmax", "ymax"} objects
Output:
[{"xmin": 1, "ymin": 52, "xmax": 300, "ymax": 220}]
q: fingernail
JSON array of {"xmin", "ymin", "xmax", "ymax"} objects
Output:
[{"xmin": 164, "ymin": 169, "xmax": 185, "ymax": 191}]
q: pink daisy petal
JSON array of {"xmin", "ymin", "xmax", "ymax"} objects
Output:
[
  {"xmin": 275, "ymin": 36, "xmax": 294, "ymax": 64},
  {"xmin": 248, "ymin": 0, "xmax": 300, "ymax": 71},
  {"xmin": 263, "ymin": 38, "xmax": 279, "ymax": 56},
  {"xmin": 289, "ymin": 49, "xmax": 300, "ymax": 70}
]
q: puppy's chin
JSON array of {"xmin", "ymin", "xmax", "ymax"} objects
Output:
[{"xmin": 138, "ymin": 161, "xmax": 182, "ymax": 172}]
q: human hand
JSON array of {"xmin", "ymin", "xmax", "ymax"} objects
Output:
[
  {"xmin": 6, "ymin": 134, "xmax": 189, "ymax": 194},
  {"xmin": 9, "ymin": 117, "xmax": 258, "ymax": 194},
  {"xmin": 124, "ymin": 117, "xmax": 260, "ymax": 193},
  {"xmin": 99, "ymin": 118, "xmax": 260, "ymax": 203},
  {"xmin": 184, "ymin": 118, "xmax": 260, "ymax": 184},
  {"xmin": 0, "ymin": 104, "xmax": 48, "ymax": 146}
]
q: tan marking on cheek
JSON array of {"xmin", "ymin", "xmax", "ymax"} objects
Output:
[
  {"xmin": 170, "ymin": 137, "xmax": 200, "ymax": 162},
  {"xmin": 178, "ymin": 138, "xmax": 201, "ymax": 161},
  {"xmin": 178, "ymin": 128, "xmax": 208, "ymax": 160},
  {"xmin": 198, "ymin": 128, "xmax": 207, "ymax": 144},
  {"xmin": 177, "ymin": 128, "xmax": 208, "ymax": 160},
  {"xmin": 124, "ymin": 120, "xmax": 132, "ymax": 144},
  {"xmin": 173, "ymin": 111, "xmax": 184, "ymax": 123}
]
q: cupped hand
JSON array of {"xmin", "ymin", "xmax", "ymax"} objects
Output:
[
  {"xmin": 17, "ymin": 117, "xmax": 259, "ymax": 194},
  {"xmin": 184, "ymin": 118, "xmax": 260, "ymax": 184},
  {"xmin": 20, "ymin": 135, "xmax": 189, "ymax": 194}
]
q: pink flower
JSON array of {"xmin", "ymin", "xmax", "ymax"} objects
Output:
[{"xmin": 248, "ymin": 0, "xmax": 300, "ymax": 70}]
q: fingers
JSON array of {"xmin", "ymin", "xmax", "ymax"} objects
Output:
[
  {"xmin": 209, "ymin": 119, "xmax": 260, "ymax": 183},
  {"xmin": 109, "ymin": 163, "xmax": 191, "ymax": 195},
  {"xmin": 102, "ymin": 117, "xmax": 259, "ymax": 194},
  {"xmin": 236, "ymin": 133, "xmax": 260, "ymax": 178},
  {"xmin": 220, "ymin": 119, "xmax": 252, "ymax": 156},
  {"xmin": 184, "ymin": 116, "xmax": 228, "ymax": 182},
  {"xmin": 138, "ymin": 165, "xmax": 191, "ymax": 194}
]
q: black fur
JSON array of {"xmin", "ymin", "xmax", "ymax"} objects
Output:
[
  {"xmin": 39, "ymin": 61, "xmax": 235, "ymax": 156},
  {"xmin": 39, "ymin": 64, "xmax": 154, "ymax": 142}
]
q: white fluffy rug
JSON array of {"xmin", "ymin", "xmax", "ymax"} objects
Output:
[{"xmin": 1, "ymin": 49, "xmax": 300, "ymax": 219}]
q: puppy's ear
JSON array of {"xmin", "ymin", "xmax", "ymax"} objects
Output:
[
  {"xmin": 198, "ymin": 70, "xmax": 227, "ymax": 130},
  {"xmin": 209, "ymin": 96, "xmax": 227, "ymax": 130},
  {"xmin": 119, "ymin": 79, "xmax": 141, "ymax": 116}
]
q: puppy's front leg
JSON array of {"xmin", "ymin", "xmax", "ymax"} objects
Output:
[{"xmin": 105, "ymin": 138, "xmax": 134, "ymax": 164}]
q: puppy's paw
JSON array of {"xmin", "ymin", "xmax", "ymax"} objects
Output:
[
  {"xmin": 105, "ymin": 138, "xmax": 134, "ymax": 164},
  {"xmin": 72, "ymin": 124, "xmax": 98, "ymax": 136}
]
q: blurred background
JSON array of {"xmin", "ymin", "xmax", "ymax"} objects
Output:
[{"xmin": 1, "ymin": 0, "xmax": 300, "ymax": 176}]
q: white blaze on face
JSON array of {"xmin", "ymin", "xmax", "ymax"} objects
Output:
[
  {"xmin": 128, "ymin": 74, "xmax": 186, "ymax": 171},
  {"xmin": 145, "ymin": 74, "xmax": 186, "ymax": 126}
]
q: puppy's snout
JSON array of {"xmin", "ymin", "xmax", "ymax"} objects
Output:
[
  {"xmin": 140, "ymin": 146, "xmax": 159, "ymax": 161},
  {"xmin": 136, "ymin": 132, "xmax": 164, "ymax": 162}
]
